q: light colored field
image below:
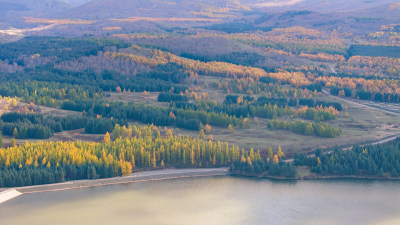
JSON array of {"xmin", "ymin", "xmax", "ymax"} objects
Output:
[
  {"xmin": 106, "ymin": 92, "xmax": 169, "ymax": 107},
  {"xmin": 50, "ymin": 129, "xmax": 104, "ymax": 143},
  {"xmin": 2, "ymin": 87, "xmax": 398, "ymax": 156},
  {"xmin": 102, "ymin": 78, "xmax": 400, "ymax": 155},
  {"xmin": 39, "ymin": 106, "xmax": 81, "ymax": 117},
  {"xmin": 171, "ymin": 94, "xmax": 400, "ymax": 156}
]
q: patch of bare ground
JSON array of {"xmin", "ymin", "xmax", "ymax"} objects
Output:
[
  {"xmin": 0, "ymin": 98, "xmax": 80, "ymax": 117},
  {"xmin": 39, "ymin": 106, "xmax": 81, "ymax": 117},
  {"xmin": 106, "ymin": 92, "xmax": 169, "ymax": 107},
  {"xmin": 172, "ymin": 96, "xmax": 400, "ymax": 156},
  {"xmin": 50, "ymin": 129, "xmax": 104, "ymax": 143}
]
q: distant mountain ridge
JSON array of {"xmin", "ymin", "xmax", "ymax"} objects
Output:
[
  {"xmin": 0, "ymin": 0, "xmax": 72, "ymax": 12},
  {"xmin": 0, "ymin": 1, "xmax": 28, "ymax": 13},
  {"xmin": 0, "ymin": 0, "xmax": 72, "ymax": 28},
  {"xmin": 60, "ymin": 0, "xmax": 91, "ymax": 7},
  {"xmin": 60, "ymin": 0, "xmax": 250, "ymax": 19}
]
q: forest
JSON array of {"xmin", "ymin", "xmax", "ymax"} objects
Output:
[
  {"xmin": 0, "ymin": 37, "xmax": 129, "ymax": 62},
  {"xmin": 230, "ymin": 146, "xmax": 296, "ymax": 178},
  {"xmin": 0, "ymin": 14, "xmax": 399, "ymax": 187},
  {"xmin": 266, "ymin": 119, "xmax": 342, "ymax": 137},
  {"xmin": 293, "ymin": 139, "xmax": 400, "ymax": 178},
  {"xmin": 2, "ymin": 123, "xmax": 399, "ymax": 187},
  {"xmin": 0, "ymin": 125, "xmax": 243, "ymax": 187},
  {"xmin": 2, "ymin": 3, "xmax": 400, "ymax": 225},
  {"xmin": 348, "ymin": 44, "xmax": 400, "ymax": 58},
  {"xmin": 0, "ymin": 112, "xmax": 125, "ymax": 139}
]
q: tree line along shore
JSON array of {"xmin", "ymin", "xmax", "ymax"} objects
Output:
[{"xmin": 0, "ymin": 124, "xmax": 400, "ymax": 188}]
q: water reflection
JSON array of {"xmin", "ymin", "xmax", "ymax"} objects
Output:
[{"xmin": 1, "ymin": 177, "xmax": 400, "ymax": 225}]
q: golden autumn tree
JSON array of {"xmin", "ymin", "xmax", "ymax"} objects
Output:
[
  {"xmin": 161, "ymin": 159, "xmax": 165, "ymax": 168},
  {"xmin": 268, "ymin": 146, "xmax": 273, "ymax": 159},
  {"xmin": 242, "ymin": 118, "xmax": 250, "ymax": 129},
  {"xmin": 42, "ymin": 157, "xmax": 47, "ymax": 166},
  {"xmin": 190, "ymin": 148, "xmax": 195, "ymax": 165},
  {"xmin": 277, "ymin": 146, "xmax": 285, "ymax": 158},
  {"xmin": 273, "ymin": 154, "xmax": 279, "ymax": 163},
  {"xmin": 241, "ymin": 155, "xmax": 246, "ymax": 163},
  {"xmin": 204, "ymin": 124, "xmax": 212, "ymax": 134},
  {"xmin": 199, "ymin": 129, "xmax": 205, "ymax": 139},
  {"xmin": 228, "ymin": 124, "xmax": 234, "ymax": 133},
  {"xmin": 152, "ymin": 151, "xmax": 157, "ymax": 168},
  {"xmin": 247, "ymin": 156, "xmax": 252, "ymax": 166},
  {"xmin": 207, "ymin": 134, "xmax": 213, "ymax": 141},
  {"xmin": 104, "ymin": 132, "xmax": 111, "ymax": 144}
]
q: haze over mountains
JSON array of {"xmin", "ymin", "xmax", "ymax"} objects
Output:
[
  {"xmin": 61, "ymin": 0, "xmax": 246, "ymax": 19},
  {"xmin": 2, "ymin": 0, "xmax": 399, "ymax": 20},
  {"xmin": 0, "ymin": 0, "xmax": 399, "ymax": 39},
  {"xmin": 0, "ymin": 0, "xmax": 70, "ymax": 27}
]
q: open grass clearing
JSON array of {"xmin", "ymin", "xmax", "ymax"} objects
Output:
[
  {"xmin": 106, "ymin": 92, "xmax": 169, "ymax": 107},
  {"xmin": 1, "ymin": 128, "xmax": 104, "ymax": 148},
  {"xmin": 3, "ymin": 84, "xmax": 399, "ymax": 157},
  {"xmin": 170, "ymin": 95, "xmax": 400, "ymax": 156}
]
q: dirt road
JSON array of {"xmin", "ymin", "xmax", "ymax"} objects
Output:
[
  {"xmin": 322, "ymin": 89, "xmax": 400, "ymax": 116},
  {"xmin": 14, "ymin": 167, "xmax": 230, "ymax": 194}
]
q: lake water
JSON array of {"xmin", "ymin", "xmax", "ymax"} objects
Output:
[{"xmin": 1, "ymin": 177, "xmax": 400, "ymax": 225}]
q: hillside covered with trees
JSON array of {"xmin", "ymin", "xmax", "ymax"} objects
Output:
[{"xmin": 0, "ymin": 0, "xmax": 399, "ymax": 187}]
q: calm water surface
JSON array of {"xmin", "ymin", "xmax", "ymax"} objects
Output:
[{"xmin": 1, "ymin": 177, "xmax": 400, "ymax": 225}]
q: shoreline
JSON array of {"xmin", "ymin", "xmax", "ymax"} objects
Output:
[
  {"xmin": 0, "ymin": 168, "xmax": 229, "ymax": 204},
  {"xmin": 16, "ymin": 168, "xmax": 231, "ymax": 194},
  {"xmin": 2, "ymin": 167, "xmax": 400, "ymax": 204},
  {"xmin": 231, "ymin": 172, "xmax": 400, "ymax": 181}
]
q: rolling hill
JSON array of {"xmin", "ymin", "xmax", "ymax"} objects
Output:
[
  {"xmin": 0, "ymin": 0, "xmax": 72, "ymax": 28},
  {"xmin": 0, "ymin": 0, "xmax": 72, "ymax": 14},
  {"xmin": 60, "ymin": 0, "xmax": 250, "ymax": 19}
]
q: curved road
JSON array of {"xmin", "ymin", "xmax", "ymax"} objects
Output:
[
  {"xmin": 0, "ymin": 167, "xmax": 230, "ymax": 204},
  {"xmin": 322, "ymin": 89, "xmax": 400, "ymax": 116},
  {"xmin": 284, "ymin": 90, "xmax": 400, "ymax": 162}
]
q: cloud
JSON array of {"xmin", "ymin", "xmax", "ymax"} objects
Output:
[{"xmin": 253, "ymin": 0, "xmax": 303, "ymax": 7}]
